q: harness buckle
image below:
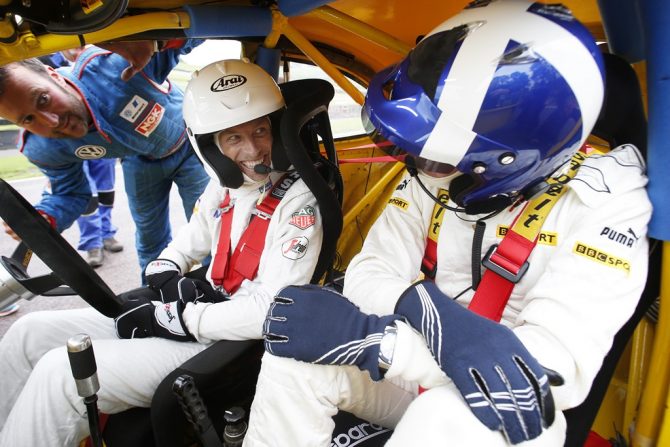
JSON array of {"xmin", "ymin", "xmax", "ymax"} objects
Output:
[
  {"xmin": 481, "ymin": 244, "xmax": 529, "ymax": 284},
  {"xmin": 219, "ymin": 197, "xmax": 235, "ymax": 214},
  {"xmin": 252, "ymin": 209, "xmax": 272, "ymax": 220}
]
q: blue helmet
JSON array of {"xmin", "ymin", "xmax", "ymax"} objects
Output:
[{"xmin": 362, "ymin": 0, "xmax": 605, "ymax": 213}]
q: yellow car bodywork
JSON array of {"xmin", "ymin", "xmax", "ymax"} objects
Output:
[{"xmin": 0, "ymin": 1, "xmax": 667, "ymax": 445}]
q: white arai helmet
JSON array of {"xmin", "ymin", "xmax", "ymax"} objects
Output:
[{"xmin": 183, "ymin": 59, "xmax": 286, "ymax": 188}]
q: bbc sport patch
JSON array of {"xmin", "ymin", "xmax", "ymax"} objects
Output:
[
  {"xmin": 388, "ymin": 197, "xmax": 409, "ymax": 211},
  {"xmin": 497, "ymin": 225, "xmax": 558, "ymax": 246},
  {"xmin": 289, "ymin": 206, "xmax": 316, "ymax": 229},
  {"xmin": 573, "ymin": 242, "xmax": 631, "ymax": 275},
  {"xmin": 282, "ymin": 236, "xmax": 309, "ymax": 260},
  {"xmin": 74, "ymin": 145, "xmax": 106, "ymax": 159}
]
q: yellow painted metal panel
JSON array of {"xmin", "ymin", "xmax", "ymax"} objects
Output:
[{"xmin": 633, "ymin": 242, "xmax": 670, "ymax": 446}]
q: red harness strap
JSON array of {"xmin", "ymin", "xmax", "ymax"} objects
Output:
[
  {"xmin": 420, "ymin": 148, "xmax": 590, "ymax": 321},
  {"xmin": 468, "ymin": 207, "xmax": 535, "ymax": 321},
  {"xmin": 210, "ymin": 173, "xmax": 299, "ymax": 295},
  {"xmin": 210, "ymin": 194, "xmax": 234, "ymax": 290},
  {"xmin": 468, "ymin": 148, "xmax": 590, "ymax": 321}
]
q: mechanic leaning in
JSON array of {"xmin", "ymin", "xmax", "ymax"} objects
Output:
[
  {"xmin": 0, "ymin": 59, "xmax": 324, "ymax": 447},
  {"xmin": 0, "ymin": 39, "xmax": 210, "ymax": 279},
  {"xmin": 245, "ymin": 1, "xmax": 651, "ymax": 446}
]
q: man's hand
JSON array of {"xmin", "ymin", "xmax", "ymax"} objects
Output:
[
  {"xmin": 98, "ymin": 40, "xmax": 155, "ymax": 81},
  {"xmin": 145, "ymin": 259, "xmax": 223, "ymax": 304},
  {"xmin": 3, "ymin": 210, "xmax": 54, "ymax": 241},
  {"xmin": 114, "ymin": 288, "xmax": 195, "ymax": 342},
  {"xmin": 263, "ymin": 285, "xmax": 401, "ymax": 381},
  {"xmin": 2, "ymin": 221, "xmax": 19, "ymax": 241},
  {"xmin": 395, "ymin": 280, "xmax": 559, "ymax": 445}
]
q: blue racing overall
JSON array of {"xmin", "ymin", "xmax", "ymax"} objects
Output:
[{"xmin": 20, "ymin": 42, "xmax": 210, "ymax": 275}]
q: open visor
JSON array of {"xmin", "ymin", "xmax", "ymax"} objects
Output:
[{"xmin": 361, "ymin": 107, "xmax": 457, "ymax": 175}]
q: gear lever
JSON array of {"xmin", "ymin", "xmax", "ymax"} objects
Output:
[{"xmin": 67, "ymin": 334, "xmax": 103, "ymax": 447}]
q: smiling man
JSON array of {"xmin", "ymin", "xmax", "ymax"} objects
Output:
[
  {"xmin": 215, "ymin": 116, "xmax": 274, "ymax": 181},
  {"xmin": 0, "ymin": 40, "xmax": 210, "ymax": 279}
]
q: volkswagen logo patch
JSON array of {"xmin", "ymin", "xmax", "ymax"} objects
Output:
[{"xmin": 74, "ymin": 145, "xmax": 107, "ymax": 159}]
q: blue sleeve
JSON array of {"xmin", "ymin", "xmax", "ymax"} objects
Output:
[
  {"xmin": 144, "ymin": 39, "xmax": 205, "ymax": 83},
  {"xmin": 32, "ymin": 162, "xmax": 92, "ymax": 232}
]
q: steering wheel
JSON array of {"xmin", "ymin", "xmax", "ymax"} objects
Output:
[{"xmin": 0, "ymin": 178, "xmax": 123, "ymax": 317}]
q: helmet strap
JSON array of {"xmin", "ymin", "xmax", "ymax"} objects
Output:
[
  {"xmin": 198, "ymin": 135, "xmax": 244, "ymax": 188},
  {"xmin": 406, "ymin": 156, "xmax": 465, "ymax": 213}
]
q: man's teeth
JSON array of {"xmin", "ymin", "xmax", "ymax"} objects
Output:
[{"xmin": 241, "ymin": 160, "xmax": 264, "ymax": 169}]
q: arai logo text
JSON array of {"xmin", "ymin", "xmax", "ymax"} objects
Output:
[{"xmin": 211, "ymin": 75, "xmax": 247, "ymax": 92}]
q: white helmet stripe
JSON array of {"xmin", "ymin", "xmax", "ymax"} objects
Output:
[
  {"xmin": 420, "ymin": 0, "xmax": 603, "ymax": 165},
  {"xmin": 514, "ymin": 17, "xmax": 604, "ymax": 145},
  {"xmin": 421, "ymin": 0, "xmax": 532, "ymax": 165}
]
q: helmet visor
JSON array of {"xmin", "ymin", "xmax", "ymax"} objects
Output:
[{"xmin": 361, "ymin": 107, "xmax": 457, "ymax": 176}]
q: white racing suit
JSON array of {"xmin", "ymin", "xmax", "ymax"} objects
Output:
[
  {"xmin": 0, "ymin": 171, "xmax": 322, "ymax": 447},
  {"xmin": 245, "ymin": 145, "xmax": 652, "ymax": 446}
]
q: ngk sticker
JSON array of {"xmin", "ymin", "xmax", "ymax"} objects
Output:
[{"xmin": 135, "ymin": 103, "xmax": 164, "ymax": 137}]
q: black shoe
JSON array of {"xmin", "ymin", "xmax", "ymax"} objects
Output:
[
  {"xmin": 103, "ymin": 237, "xmax": 124, "ymax": 253},
  {"xmin": 87, "ymin": 248, "xmax": 104, "ymax": 268}
]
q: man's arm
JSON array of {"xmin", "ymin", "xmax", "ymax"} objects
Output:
[
  {"xmin": 343, "ymin": 172, "xmax": 434, "ymax": 316},
  {"xmin": 31, "ymin": 161, "xmax": 92, "ymax": 232},
  {"xmin": 513, "ymin": 179, "xmax": 651, "ymax": 410},
  {"xmin": 156, "ymin": 181, "xmax": 217, "ymax": 273},
  {"xmin": 182, "ymin": 186, "xmax": 324, "ymax": 343},
  {"xmin": 99, "ymin": 39, "xmax": 204, "ymax": 82}
]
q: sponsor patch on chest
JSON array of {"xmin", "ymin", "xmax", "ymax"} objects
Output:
[
  {"xmin": 573, "ymin": 242, "xmax": 631, "ymax": 275},
  {"xmin": 388, "ymin": 196, "xmax": 409, "ymax": 211},
  {"xmin": 289, "ymin": 206, "xmax": 316, "ymax": 229},
  {"xmin": 120, "ymin": 95, "xmax": 149, "ymax": 123},
  {"xmin": 135, "ymin": 103, "xmax": 164, "ymax": 137},
  {"xmin": 74, "ymin": 145, "xmax": 106, "ymax": 159},
  {"xmin": 497, "ymin": 225, "xmax": 558, "ymax": 246},
  {"xmin": 600, "ymin": 226, "xmax": 641, "ymax": 248}
]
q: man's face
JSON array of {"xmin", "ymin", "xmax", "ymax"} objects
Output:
[
  {"xmin": 216, "ymin": 116, "xmax": 273, "ymax": 182},
  {"xmin": 0, "ymin": 65, "xmax": 90, "ymax": 139}
]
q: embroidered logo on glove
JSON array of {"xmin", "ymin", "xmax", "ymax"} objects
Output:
[{"xmin": 155, "ymin": 302, "xmax": 187, "ymax": 337}]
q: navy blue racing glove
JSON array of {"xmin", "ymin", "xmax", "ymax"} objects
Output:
[
  {"xmin": 145, "ymin": 259, "xmax": 222, "ymax": 304},
  {"xmin": 263, "ymin": 285, "xmax": 401, "ymax": 381},
  {"xmin": 114, "ymin": 288, "xmax": 195, "ymax": 342},
  {"xmin": 395, "ymin": 280, "xmax": 558, "ymax": 444}
]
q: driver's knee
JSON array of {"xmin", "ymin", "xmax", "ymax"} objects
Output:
[
  {"xmin": 31, "ymin": 347, "xmax": 87, "ymax": 413},
  {"xmin": 387, "ymin": 384, "xmax": 567, "ymax": 446},
  {"xmin": 0, "ymin": 310, "xmax": 56, "ymax": 355}
]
